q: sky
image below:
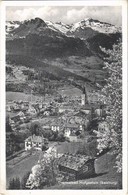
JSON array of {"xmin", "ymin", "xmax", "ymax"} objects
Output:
[{"xmin": 6, "ymin": 6, "xmax": 122, "ymax": 26}]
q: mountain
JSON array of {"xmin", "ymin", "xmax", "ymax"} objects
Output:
[
  {"xmin": 69, "ymin": 18, "xmax": 121, "ymax": 35},
  {"xmin": 6, "ymin": 17, "xmax": 121, "ymax": 52},
  {"xmin": 6, "ymin": 17, "xmax": 121, "ymax": 86},
  {"xmin": 6, "ymin": 21, "xmax": 22, "ymax": 36}
]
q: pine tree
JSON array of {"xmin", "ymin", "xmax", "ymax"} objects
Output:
[
  {"xmin": 21, "ymin": 171, "xmax": 31, "ymax": 189},
  {"xmin": 15, "ymin": 177, "xmax": 20, "ymax": 189}
]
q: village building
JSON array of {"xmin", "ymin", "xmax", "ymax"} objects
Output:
[
  {"xmin": 43, "ymin": 110, "xmax": 51, "ymax": 116},
  {"xmin": 64, "ymin": 124, "xmax": 78, "ymax": 136},
  {"xmin": 10, "ymin": 115, "xmax": 20, "ymax": 124},
  {"xmin": 25, "ymin": 134, "xmax": 48, "ymax": 151},
  {"xmin": 95, "ymin": 104, "xmax": 106, "ymax": 117},
  {"xmin": 58, "ymin": 106, "xmax": 74, "ymax": 113},
  {"xmin": 13, "ymin": 103, "xmax": 21, "ymax": 111},
  {"xmin": 6, "ymin": 105, "xmax": 11, "ymax": 112},
  {"xmin": 80, "ymin": 105, "xmax": 92, "ymax": 115},
  {"xmin": 21, "ymin": 103, "xmax": 29, "ymax": 111},
  {"xmin": 50, "ymin": 120, "xmax": 64, "ymax": 132},
  {"xmin": 42, "ymin": 125, "xmax": 51, "ymax": 131},
  {"xmin": 98, "ymin": 121, "xmax": 109, "ymax": 132},
  {"xmin": 64, "ymin": 124, "xmax": 83, "ymax": 142},
  {"xmin": 68, "ymin": 134, "xmax": 78, "ymax": 142},
  {"xmin": 17, "ymin": 111, "xmax": 26, "ymax": 121},
  {"xmin": 58, "ymin": 154, "xmax": 95, "ymax": 179},
  {"xmin": 95, "ymin": 107, "xmax": 103, "ymax": 117},
  {"xmin": 27, "ymin": 105, "xmax": 37, "ymax": 116},
  {"xmin": 51, "ymin": 125, "xmax": 60, "ymax": 132},
  {"xmin": 81, "ymin": 86, "xmax": 88, "ymax": 106}
]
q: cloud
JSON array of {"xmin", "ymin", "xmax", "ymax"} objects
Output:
[
  {"xmin": 6, "ymin": 7, "xmax": 59, "ymax": 21},
  {"xmin": 6, "ymin": 6, "xmax": 122, "ymax": 26},
  {"xmin": 62, "ymin": 6, "xmax": 121, "ymax": 26}
]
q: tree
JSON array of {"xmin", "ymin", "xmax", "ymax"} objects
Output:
[
  {"xmin": 21, "ymin": 171, "xmax": 31, "ymax": 189},
  {"xmin": 26, "ymin": 152, "xmax": 58, "ymax": 189},
  {"xmin": 9, "ymin": 177, "xmax": 20, "ymax": 189},
  {"xmin": 30, "ymin": 121, "xmax": 42, "ymax": 136},
  {"xmin": 95, "ymin": 39, "xmax": 122, "ymax": 172},
  {"xmin": 6, "ymin": 115, "xmax": 12, "ymax": 132}
]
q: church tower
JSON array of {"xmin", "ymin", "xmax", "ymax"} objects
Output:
[{"xmin": 81, "ymin": 85, "xmax": 88, "ymax": 106}]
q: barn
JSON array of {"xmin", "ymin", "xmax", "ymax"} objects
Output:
[{"xmin": 58, "ymin": 154, "xmax": 95, "ymax": 179}]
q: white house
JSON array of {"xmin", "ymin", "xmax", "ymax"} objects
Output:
[
  {"xmin": 95, "ymin": 108, "xmax": 103, "ymax": 117},
  {"xmin": 58, "ymin": 106, "xmax": 74, "ymax": 113},
  {"xmin": 25, "ymin": 135, "xmax": 47, "ymax": 151},
  {"xmin": 27, "ymin": 105, "xmax": 37, "ymax": 115},
  {"xmin": 17, "ymin": 111, "xmax": 26, "ymax": 121},
  {"xmin": 98, "ymin": 121, "xmax": 109, "ymax": 132},
  {"xmin": 81, "ymin": 105, "xmax": 92, "ymax": 115},
  {"xmin": 64, "ymin": 124, "xmax": 83, "ymax": 142},
  {"xmin": 43, "ymin": 110, "xmax": 50, "ymax": 116},
  {"xmin": 51, "ymin": 125, "xmax": 60, "ymax": 132}
]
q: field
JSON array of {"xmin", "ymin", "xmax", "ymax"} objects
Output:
[
  {"xmin": 6, "ymin": 91, "xmax": 42, "ymax": 102},
  {"xmin": 6, "ymin": 152, "xmax": 39, "ymax": 188},
  {"xmin": 58, "ymin": 86, "xmax": 82, "ymax": 97}
]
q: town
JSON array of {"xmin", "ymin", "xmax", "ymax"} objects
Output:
[{"xmin": 6, "ymin": 73, "xmax": 108, "ymax": 189}]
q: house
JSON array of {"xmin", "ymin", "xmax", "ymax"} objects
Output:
[
  {"xmin": 43, "ymin": 125, "xmax": 51, "ymax": 131},
  {"xmin": 51, "ymin": 125, "xmax": 60, "ymax": 132},
  {"xmin": 25, "ymin": 134, "xmax": 48, "ymax": 151},
  {"xmin": 58, "ymin": 154, "xmax": 95, "ymax": 179},
  {"xmin": 80, "ymin": 105, "xmax": 92, "ymax": 115},
  {"xmin": 38, "ymin": 103, "xmax": 43, "ymax": 109},
  {"xmin": 6, "ymin": 105, "xmax": 11, "ymax": 112},
  {"xmin": 95, "ymin": 104, "xmax": 106, "ymax": 117},
  {"xmin": 64, "ymin": 130, "xmax": 78, "ymax": 142},
  {"xmin": 17, "ymin": 111, "xmax": 26, "ymax": 122},
  {"xmin": 68, "ymin": 134, "xmax": 78, "ymax": 142},
  {"xmin": 43, "ymin": 110, "xmax": 51, "ymax": 116},
  {"xmin": 50, "ymin": 122, "xmax": 61, "ymax": 132},
  {"xmin": 64, "ymin": 123, "xmax": 83, "ymax": 140},
  {"xmin": 27, "ymin": 105, "xmax": 37, "ymax": 115},
  {"xmin": 10, "ymin": 115, "xmax": 20, "ymax": 123},
  {"xmin": 95, "ymin": 108, "xmax": 102, "ymax": 117},
  {"xmin": 58, "ymin": 106, "xmax": 74, "ymax": 113},
  {"xmin": 98, "ymin": 121, "xmax": 109, "ymax": 132},
  {"xmin": 13, "ymin": 104, "xmax": 20, "ymax": 111}
]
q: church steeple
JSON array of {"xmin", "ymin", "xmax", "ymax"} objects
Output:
[{"xmin": 81, "ymin": 84, "xmax": 88, "ymax": 106}]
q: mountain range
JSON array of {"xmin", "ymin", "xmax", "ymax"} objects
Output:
[{"xmin": 6, "ymin": 17, "xmax": 121, "ymax": 86}]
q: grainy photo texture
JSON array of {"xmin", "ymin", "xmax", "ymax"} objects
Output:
[{"xmin": 6, "ymin": 6, "xmax": 122, "ymax": 190}]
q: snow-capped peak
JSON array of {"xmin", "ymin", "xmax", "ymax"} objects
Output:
[
  {"xmin": 46, "ymin": 20, "xmax": 72, "ymax": 34},
  {"xmin": 6, "ymin": 21, "xmax": 21, "ymax": 34},
  {"xmin": 70, "ymin": 18, "xmax": 121, "ymax": 34}
]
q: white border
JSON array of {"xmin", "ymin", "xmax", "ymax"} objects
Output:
[{"xmin": 0, "ymin": 1, "xmax": 127, "ymax": 195}]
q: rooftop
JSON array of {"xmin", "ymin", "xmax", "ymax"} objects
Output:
[
  {"xmin": 25, "ymin": 135, "xmax": 44, "ymax": 143},
  {"xmin": 58, "ymin": 154, "xmax": 94, "ymax": 171}
]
